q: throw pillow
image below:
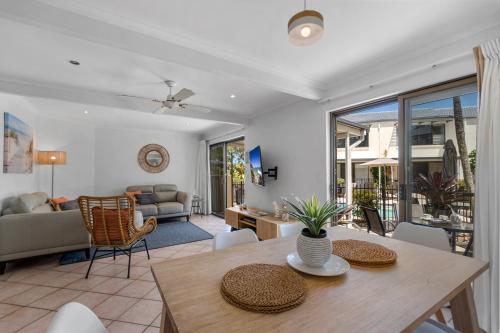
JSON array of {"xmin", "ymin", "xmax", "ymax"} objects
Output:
[
  {"xmin": 124, "ymin": 191, "xmax": 142, "ymax": 203},
  {"xmin": 49, "ymin": 197, "xmax": 69, "ymax": 211},
  {"xmin": 135, "ymin": 193, "xmax": 156, "ymax": 205},
  {"xmin": 59, "ymin": 200, "xmax": 79, "ymax": 211}
]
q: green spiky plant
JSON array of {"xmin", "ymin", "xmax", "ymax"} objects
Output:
[{"xmin": 285, "ymin": 195, "xmax": 341, "ymax": 237}]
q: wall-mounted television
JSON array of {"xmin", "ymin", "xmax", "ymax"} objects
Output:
[{"xmin": 249, "ymin": 145, "xmax": 265, "ymax": 186}]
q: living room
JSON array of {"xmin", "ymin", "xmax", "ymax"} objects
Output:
[{"xmin": 1, "ymin": 1, "xmax": 500, "ymax": 332}]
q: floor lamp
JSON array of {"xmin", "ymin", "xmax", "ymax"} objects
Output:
[{"xmin": 37, "ymin": 151, "xmax": 67, "ymax": 198}]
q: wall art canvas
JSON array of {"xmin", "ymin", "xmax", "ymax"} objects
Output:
[{"xmin": 3, "ymin": 112, "xmax": 33, "ymax": 173}]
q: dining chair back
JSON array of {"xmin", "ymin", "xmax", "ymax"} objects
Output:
[
  {"xmin": 278, "ymin": 222, "xmax": 304, "ymax": 238},
  {"xmin": 213, "ymin": 229, "xmax": 259, "ymax": 250},
  {"xmin": 47, "ymin": 302, "xmax": 108, "ymax": 333},
  {"xmin": 361, "ymin": 206, "xmax": 386, "ymax": 236},
  {"xmin": 392, "ymin": 222, "xmax": 450, "ymax": 252}
]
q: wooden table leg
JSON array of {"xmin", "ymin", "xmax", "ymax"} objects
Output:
[
  {"xmin": 160, "ymin": 303, "xmax": 177, "ymax": 333},
  {"xmin": 450, "ymin": 284, "xmax": 481, "ymax": 333}
]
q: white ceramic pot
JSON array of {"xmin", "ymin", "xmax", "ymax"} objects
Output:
[{"xmin": 296, "ymin": 229, "xmax": 332, "ymax": 267}]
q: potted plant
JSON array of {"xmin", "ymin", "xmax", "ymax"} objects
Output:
[
  {"xmin": 286, "ymin": 195, "xmax": 340, "ymax": 267},
  {"xmin": 415, "ymin": 172, "xmax": 464, "ymax": 218}
]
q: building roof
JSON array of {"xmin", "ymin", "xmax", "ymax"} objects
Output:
[{"xmin": 339, "ymin": 106, "xmax": 477, "ymax": 124}]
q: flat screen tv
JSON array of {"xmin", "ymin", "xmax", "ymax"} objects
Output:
[{"xmin": 249, "ymin": 145, "xmax": 265, "ymax": 186}]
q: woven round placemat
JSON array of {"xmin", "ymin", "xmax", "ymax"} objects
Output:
[
  {"xmin": 332, "ymin": 239, "xmax": 397, "ymax": 267},
  {"xmin": 220, "ymin": 264, "xmax": 307, "ymax": 313}
]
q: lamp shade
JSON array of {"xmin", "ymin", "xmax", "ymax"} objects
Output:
[
  {"xmin": 37, "ymin": 151, "xmax": 67, "ymax": 165},
  {"xmin": 288, "ymin": 10, "xmax": 324, "ymax": 46}
]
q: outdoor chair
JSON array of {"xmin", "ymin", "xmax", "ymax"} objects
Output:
[
  {"xmin": 78, "ymin": 195, "xmax": 157, "ymax": 279},
  {"xmin": 333, "ymin": 205, "xmax": 354, "ymax": 227},
  {"xmin": 361, "ymin": 206, "xmax": 396, "ymax": 237}
]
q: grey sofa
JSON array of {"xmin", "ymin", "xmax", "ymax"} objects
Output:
[
  {"xmin": 126, "ymin": 184, "xmax": 192, "ymax": 221},
  {"xmin": 0, "ymin": 192, "xmax": 90, "ymax": 274}
]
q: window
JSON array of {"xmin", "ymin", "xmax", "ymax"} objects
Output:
[
  {"xmin": 336, "ymin": 135, "xmax": 369, "ymax": 148},
  {"xmin": 411, "ymin": 123, "xmax": 445, "ymax": 145}
]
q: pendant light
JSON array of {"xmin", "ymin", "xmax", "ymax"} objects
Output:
[{"xmin": 288, "ymin": 0, "xmax": 324, "ymax": 46}]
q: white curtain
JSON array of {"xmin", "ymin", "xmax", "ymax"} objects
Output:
[
  {"xmin": 194, "ymin": 140, "xmax": 209, "ymax": 215},
  {"xmin": 474, "ymin": 38, "xmax": 500, "ymax": 333}
]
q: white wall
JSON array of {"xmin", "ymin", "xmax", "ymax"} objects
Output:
[
  {"xmin": 0, "ymin": 93, "xmax": 38, "ymax": 209},
  {"xmin": 93, "ymin": 127, "xmax": 199, "ymax": 196}
]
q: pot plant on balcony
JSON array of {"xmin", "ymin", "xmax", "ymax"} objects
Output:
[
  {"xmin": 285, "ymin": 195, "xmax": 340, "ymax": 267},
  {"xmin": 415, "ymin": 172, "xmax": 464, "ymax": 218}
]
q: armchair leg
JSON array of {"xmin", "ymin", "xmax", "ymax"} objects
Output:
[
  {"xmin": 85, "ymin": 249, "xmax": 98, "ymax": 279},
  {"xmin": 187, "ymin": 215, "xmax": 190, "ymax": 222},
  {"xmin": 143, "ymin": 239, "xmax": 150, "ymax": 259},
  {"xmin": 84, "ymin": 248, "xmax": 91, "ymax": 260},
  {"xmin": 127, "ymin": 247, "xmax": 133, "ymax": 279},
  {"xmin": 0, "ymin": 262, "xmax": 6, "ymax": 275},
  {"xmin": 113, "ymin": 247, "xmax": 116, "ymax": 260}
]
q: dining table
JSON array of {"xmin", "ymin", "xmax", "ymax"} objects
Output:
[{"xmin": 151, "ymin": 226, "xmax": 488, "ymax": 333}]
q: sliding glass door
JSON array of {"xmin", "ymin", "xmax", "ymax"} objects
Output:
[{"xmin": 209, "ymin": 137, "xmax": 245, "ymax": 218}]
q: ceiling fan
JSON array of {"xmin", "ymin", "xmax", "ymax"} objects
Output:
[{"xmin": 119, "ymin": 80, "xmax": 211, "ymax": 114}]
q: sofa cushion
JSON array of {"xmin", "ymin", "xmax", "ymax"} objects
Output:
[
  {"xmin": 32, "ymin": 203, "xmax": 54, "ymax": 213},
  {"xmin": 59, "ymin": 200, "xmax": 79, "ymax": 211},
  {"xmin": 154, "ymin": 191, "xmax": 177, "ymax": 203},
  {"xmin": 136, "ymin": 204, "xmax": 158, "ymax": 217},
  {"xmin": 13, "ymin": 192, "xmax": 49, "ymax": 213},
  {"xmin": 135, "ymin": 193, "xmax": 156, "ymax": 205},
  {"xmin": 157, "ymin": 202, "xmax": 184, "ymax": 215},
  {"xmin": 127, "ymin": 185, "xmax": 153, "ymax": 193},
  {"xmin": 154, "ymin": 184, "xmax": 177, "ymax": 192}
]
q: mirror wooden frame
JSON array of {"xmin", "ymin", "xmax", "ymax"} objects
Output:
[{"xmin": 138, "ymin": 144, "xmax": 170, "ymax": 173}]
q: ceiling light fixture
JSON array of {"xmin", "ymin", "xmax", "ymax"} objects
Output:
[
  {"xmin": 83, "ymin": 110, "xmax": 89, "ymax": 115},
  {"xmin": 230, "ymin": 94, "xmax": 236, "ymax": 99},
  {"xmin": 288, "ymin": 0, "xmax": 324, "ymax": 46},
  {"xmin": 69, "ymin": 60, "xmax": 80, "ymax": 66}
]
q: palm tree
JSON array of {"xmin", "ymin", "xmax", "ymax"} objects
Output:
[{"xmin": 452, "ymin": 96, "xmax": 474, "ymax": 192}]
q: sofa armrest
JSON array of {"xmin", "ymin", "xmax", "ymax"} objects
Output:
[
  {"xmin": 0, "ymin": 210, "xmax": 90, "ymax": 257},
  {"xmin": 176, "ymin": 191, "xmax": 192, "ymax": 214}
]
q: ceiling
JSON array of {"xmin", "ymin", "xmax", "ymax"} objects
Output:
[{"xmin": 0, "ymin": 0, "xmax": 499, "ymax": 130}]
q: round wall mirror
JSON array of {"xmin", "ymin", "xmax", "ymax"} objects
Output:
[{"xmin": 138, "ymin": 144, "xmax": 170, "ymax": 173}]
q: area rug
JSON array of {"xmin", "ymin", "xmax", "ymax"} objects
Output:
[{"xmin": 60, "ymin": 220, "xmax": 213, "ymax": 265}]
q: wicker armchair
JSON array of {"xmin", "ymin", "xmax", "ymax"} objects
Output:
[{"xmin": 78, "ymin": 195, "xmax": 157, "ymax": 279}]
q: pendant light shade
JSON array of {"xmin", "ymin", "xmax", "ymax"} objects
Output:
[{"xmin": 288, "ymin": 9, "xmax": 324, "ymax": 46}]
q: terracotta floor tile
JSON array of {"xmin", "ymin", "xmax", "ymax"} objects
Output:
[
  {"xmin": 92, "ymin": 277, "xmax": 133, "ymax": 294},
  {"xmin": 101, "ymin": 319, "xmax": 113, "ymax": 327},
  {"xmin": 117, "ymin": 280, "xmax": 156, "ymax": 298},
  {"xmin": 20, "ymin": 270, "xmax": 65, "ymax": 285},
  {"xmin": 119, "ymin": 299, "xmax": 162, "ymax": 325},
  {"xmin": 0, "ymin": 282, "xmax": 34, "ymax": 301},
  {"xmin": 93, "ymin": 295, "xmax": 138, "ymax": 320},
  {"xmin": 17, "ymin": 311, "xmax": 56, "ymax": 333},
  {"xmin": 72, "ymin": 262, "xmax": 109, "ymax": 274},
  {"xmin": 138, "ymin": 271, "xmax": 155, "ymax": 282},
  {"xmin": 115, "ymin": 265, "xmax": 150, "ymax": 279},
  {"xmin": 143, "ymin": 287, "xmax": 162, "ymax": 301},
  {"xmin": 30, "ymin": 288, "xmax": 82, "ymax": 310},
  {"xmin": 91, "ymin": 264, "xmax": 127, "ymax": 277},
  {"xmin": 170, "ymin": 250, "xmax": 200, "ymax": 259},
  {"xmin": 65, "ymin": 275, "xmax": 110, "ymax": 291},
  {"xmin": 151, "ymin": 313, "xmax": 161, "ymax": 327},
  {"xmin": 144, "ymin": 326, "xmax": 160, "ymax": 333},
  {"xmin": 3, "ymin": 286, "xmax": 58, "ymax": 306},
  {"xmin": 71, "ymin": 291, "xmax": 110, "ymax": 309},
  {"xmin": 0, "ymin": 303, "xmax": 21, "ymax": 319},
  {"xmin": 52, "ymin": 261, "xmax": 89, "ymax": 273},
  {"xmin": 0, "ymin": 307, "xmax": 49, "ymax": 333},
  {"xmin": 107, "ymin": 321, "xmax": 148, "ymax": 333},
  {"xmin": 6, "ymin": 268, "xmax": 42, "ymax": 282},
  {"xmin": 41, "ymin": 272, "xmax": 83, "ymax": 288}
]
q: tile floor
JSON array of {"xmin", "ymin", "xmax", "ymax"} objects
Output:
[{"xmin": 0, "ymin": 214, "xmax": 230, "ymax": 333}]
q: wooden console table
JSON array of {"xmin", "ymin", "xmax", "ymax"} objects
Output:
[{"xmin": 225, "ymin": 206, "xmax": 294, "ymax": 240}]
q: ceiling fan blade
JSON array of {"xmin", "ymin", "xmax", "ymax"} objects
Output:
[
  {"xmin": 172, "ymin": 88, "xmax": 194, "ymax": 102},
  {"xmin": 178, "ymin": 104, "xmax": 211, "ymax": 113},
  {"xmin": 118, "ymin": 94, "xmax": 161, "ymax": 103}
]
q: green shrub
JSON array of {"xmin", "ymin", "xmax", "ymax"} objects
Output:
[
  {"xmin": 337, "ymin": 178, "xmax": 345, "ymax": 186},
  {"xmin": 353, "ymin": 190, "xmax": 378, "ymax": 217}
]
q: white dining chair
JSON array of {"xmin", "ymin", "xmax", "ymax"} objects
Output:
[
  {"xmin": 46, "ymin": 302, "xmax": 108, "ymax": 333},
  {"xmin": 278, "ymin": 222, "xmax": 304, "ymax": 238},
  {"xmin": 213, "ymin": 229, "xmax": 259, "ymax": 250},
  {"xmin": 392, "ymin": 222, "xmax": 450, "ymax": 252},
  {"xmin": 413, "ymin": 319, "xmax": 459, "ymax": 333}
]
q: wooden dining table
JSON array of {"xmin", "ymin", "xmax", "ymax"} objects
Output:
[{"xmin": 151, "ymin": 227, "xmax": 488, "ymax": 333}]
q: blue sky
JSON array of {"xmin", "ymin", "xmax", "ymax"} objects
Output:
[{"xmin": 353, "ymin": 91, "xmax": 478, "ymax": 114}]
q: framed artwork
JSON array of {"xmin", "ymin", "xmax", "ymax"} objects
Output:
[{"xmin": 3, "ymin": 112, "xmax": 33, "ymax": 174}]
